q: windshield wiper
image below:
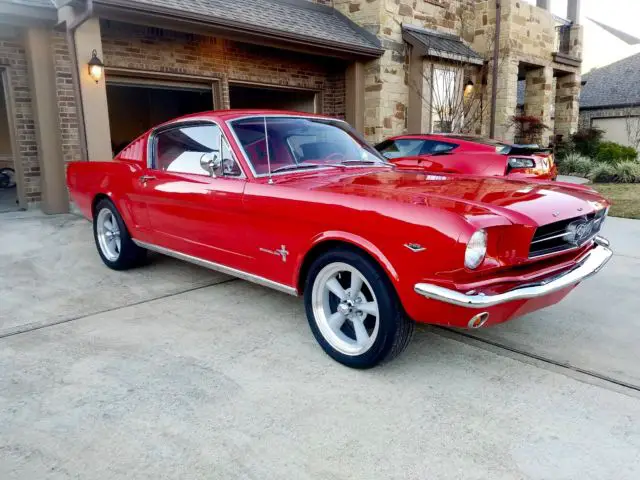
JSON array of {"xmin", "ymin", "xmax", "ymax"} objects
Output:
[
  {"xmin": 337, "ymin": 159, "xmax": 387, "ymax": 166},
  {"xmin": 270, "ymin": 164, "xmax": 327, "ymax": 174}
]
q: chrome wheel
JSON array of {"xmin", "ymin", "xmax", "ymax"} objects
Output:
[
  {"xmin": 311, "ymin": 262, "xmax": 380, "ymax": 356},
  {"xmin": 96, "ymin": 207, "xmax": 121, "ymax": 261}
]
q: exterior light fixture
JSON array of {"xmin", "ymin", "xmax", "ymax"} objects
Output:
[
  {"xmin": 88, "ymin": 49, "xmax": 104, "ymax": 83},
  {"xmin": 464, "ymin": 80, "xmax": 474, "ymax": 96}
]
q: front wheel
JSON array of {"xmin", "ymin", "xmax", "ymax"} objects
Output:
[{"xmin": 304, "ymin": 247, "xmax": 414, "ymax": 369}]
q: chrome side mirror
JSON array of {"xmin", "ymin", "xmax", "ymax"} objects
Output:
[{"xmin": 200, "ymin": 151, "xmax": 222, "ymax": 177}]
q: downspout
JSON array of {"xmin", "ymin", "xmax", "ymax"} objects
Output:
[
  {"xmin": 61, "ymin": 0, "xmax": 94, "ymax": 161},
  {"xmin": 489, "ymin": 0, "xmax": 501, "ymax": 139}
]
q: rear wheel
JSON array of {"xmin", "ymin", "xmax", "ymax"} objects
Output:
[
  {"xmin": 304, "ymin": 247, "xmax": 414, "ymax": 368},
  {"xmin": 93, "ymin": 198, "xmax": 146, "ymax": 270}
]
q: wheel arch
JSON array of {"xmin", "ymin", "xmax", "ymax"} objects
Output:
[{"xmin": 295, "ymin": 232, "xmax": 399, "ymax": 295}]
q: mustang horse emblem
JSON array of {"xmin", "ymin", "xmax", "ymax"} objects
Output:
[{"xmin": 259, "ymin": 245, "xmax": 289, "ymax": 262}]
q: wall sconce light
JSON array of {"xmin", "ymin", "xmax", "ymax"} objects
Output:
[
  {"xmin": 88, "ymin": 49, "xmax": 104, "ymax": 83},
  {"xmin": 464, "ymin": 80, "xmax": 474, "ymax": 96}
]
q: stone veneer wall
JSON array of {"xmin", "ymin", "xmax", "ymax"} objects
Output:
[
  {"xmin": 335, "ymin": 0, "xmax": 475, "ymax": 142},
  {"xmin": 99, "ymin": 21, "xmax": 346, "ymax": 118},
  {"xmin": 0, "ymin": 27, "xmax": 39, "ymax": 205}
]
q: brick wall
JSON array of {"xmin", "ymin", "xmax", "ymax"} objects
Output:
[
  {"xmin": 99, "ymin": 21, "xmax": 347, "ymax": 118},
  {"xmin": 0, "ymin": 27, "xmax": 39, "ymax": 204},
  {"xmin": 52, "ymin": 31, "xmax": 82, "ymax": 164}
]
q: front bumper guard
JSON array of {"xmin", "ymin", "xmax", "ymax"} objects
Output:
[{"xmin": 414, "ymin": 236, "xmax": 612, "ymax": 309}]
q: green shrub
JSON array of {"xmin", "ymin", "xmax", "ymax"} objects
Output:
[
  {"xmin": 570, "ymin": 128, "xmax": 604, "ymax": 158},
  {"xmin": 573, "ymin": 156, "xmax": 595, "ymax": 176},
  {"xmin": 589, "ymin": 164, "xmax": 618, "ymax": 183},
  {"xmin": 557, "ymin": 152, "xmax": 591, "ymax": 176},
  {"xmin": 613, "ymin": 161, "xmax": 640, "ymax": 183},
  {"xmin": 595, "ymin": 141, "xmax": 638, "ymax": 164}
]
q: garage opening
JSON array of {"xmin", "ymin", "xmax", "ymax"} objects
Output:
[
  {"xmin": 229, "ymin": 84, "xmax": 317, "ymax": 113},
  {"xmin": 0, "ymin": 72, "xmax": 18, "ymax": 212},
  {"xmin": 106, "ymin": 77, "xmax": 215, "ymax": 156}
]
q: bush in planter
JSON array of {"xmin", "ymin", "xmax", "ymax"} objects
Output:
[
  {"xmin": 570, "ymin": 128, "xmax": 604, "ymax": 158},
  {"xmin": 589, "ymin": 164, "xmax": 618, "ymax": 183},
  {"xmin": 614, "ymin": 161, "xmax": 640, "ymax": 183},
  {"xmin": 595, "ymin": 141, "xmax": 638, "ymax": 164}
]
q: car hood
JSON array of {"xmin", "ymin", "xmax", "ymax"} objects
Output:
[{"xmin": 277, "ymin": 168, "xmax": 607, "ymax": 226}]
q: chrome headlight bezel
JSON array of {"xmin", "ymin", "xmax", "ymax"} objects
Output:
[{"xmin": 465, "ymin": 229, "xmax": 488, "ymax": 270}]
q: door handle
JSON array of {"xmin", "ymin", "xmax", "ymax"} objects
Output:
[{"xmin": 139, "ymin": 175, "xmax": 156, "ymax": 184}]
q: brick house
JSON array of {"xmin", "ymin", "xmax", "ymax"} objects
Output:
[{"xmin": 0, "ymin": 0, "xmax": 583, "ymax": 214}]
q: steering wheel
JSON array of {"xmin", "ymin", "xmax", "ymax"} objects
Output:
[{"xmin": 325, "ymin": 152, "xmax": 346, "ymax": 162}]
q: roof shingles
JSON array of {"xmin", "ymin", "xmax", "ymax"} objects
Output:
[
  {"xmin": 97, "ymin": 0, "xmax": 381, "ymax": 54},
  {"xmin": 580, "ymin": 52, "xmax": 640, "ymax": 109}
]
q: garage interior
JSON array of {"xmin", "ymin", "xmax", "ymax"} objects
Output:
[
  {"xmin": 0, "ymin": 74, "xmax": 18, "ymax": 212},
  {"xmin": 106, "ymin": 78, "xmax": 215, "ymax": 156},
  {"xmin": 229, "ymin": 84, "xmax": 317, "ymax": 113}
]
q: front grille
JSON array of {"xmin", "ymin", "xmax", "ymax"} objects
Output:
[{"xmin": 529, "ymin": 210, "xmax": 606, "ymax": 258}]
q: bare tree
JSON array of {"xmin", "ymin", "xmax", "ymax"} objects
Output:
[{"xmin": 623, "ymin": 108, "xmax": 640, "ymax": 151}]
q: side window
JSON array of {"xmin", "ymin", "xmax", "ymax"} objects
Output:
[
  {"xmin": 375, "ymin": 139, "xmax": 425, "ymax": 159},
  {"xmin": 421, "ymin": 141, "xmax": 456, "ymax": 155},
  {"xmin": 153, "ymin": 124, "xmax": 242, "ymax": 176}
]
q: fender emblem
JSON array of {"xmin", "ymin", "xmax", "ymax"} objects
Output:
[
  {"xmin": 259, "ymin": 245, "xmax": 289, "ymax": 262},
  {"xmin": 404, "ymin": 243, "xmax": 426, "ymax": 253}
]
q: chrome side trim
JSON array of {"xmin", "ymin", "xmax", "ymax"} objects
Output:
[
  {"xmin": 414, "ymin": 237, "xmax": 612, "ymax": 309},
  {"xmin": 132, "ymin": 240, "xmax": 298, "ymax": 296}
]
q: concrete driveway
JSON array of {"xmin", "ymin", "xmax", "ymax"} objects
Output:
[{"xmin": 1, "ymin": 213, "xmax": 639, "ymax": 479}]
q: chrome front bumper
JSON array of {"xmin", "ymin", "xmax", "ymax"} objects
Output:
[{"xmin": 414, "ymin": 236, "xmax": 613, "ymax": 309}]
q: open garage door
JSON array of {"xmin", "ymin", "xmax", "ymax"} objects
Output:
[
  {"xmin": 229, "ymin": 84, "xmax": 317, "ymax": 113},
  {"xmin": 106, "ymin": 76, "xmax": 216, "ymax": 156}
]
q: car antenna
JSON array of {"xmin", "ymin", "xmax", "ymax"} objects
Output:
[{"xmin": 263, "ymin": 116, "xmax": 273, "ymax": 184}]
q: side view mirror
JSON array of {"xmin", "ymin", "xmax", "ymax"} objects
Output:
[{"xmin": 200, "ymin": 151, "xmax": 222, "ymax": 177}]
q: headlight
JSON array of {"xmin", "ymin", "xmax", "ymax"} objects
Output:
[
  {"xmin": 465, "ymin": 230, "xmax": 487, "ymax": 270},
  {"xmin": 508, "ymin": 157, "xmax": 535, "ymax": 169}
]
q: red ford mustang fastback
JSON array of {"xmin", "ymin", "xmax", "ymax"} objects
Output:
[
  {"xmin": 66, "ymin": 110, "xmax": 612, "ymax": 368},
  {"xmin": 376, "ymin": 134, "xmax": 558, "ymax": 180}
]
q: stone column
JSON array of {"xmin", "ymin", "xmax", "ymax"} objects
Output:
[
  {"xmin": 554, "ymin": 72, "xmax": 581, "ymax": 142},
  {"xmin": 524, "ymin": 65, "xmax": 553, "ymax": 145},
  {"xmin": 74, "ymin": 17, "xmax": 112, "ymax": 160},
  {"xmin": 24, "ymin": 26, "xmax": 69, "ymax": 214},
  {"xmin": 345, "ymin": 61, "xmax": 365, "ymax": 134},
  {"xmin": 567, "ymin": 0, "xmax": 581, "ymax": 23},
  {"xmin": 491, "ymin": 57, "xmax": 519, "ymax": 142},
  {"xmin": 407, "ymin": 48, "xmax": 428, "ymax": 134},
  {"xmin": 536, "ymin": 0, "xmax": 550, "ymax": 11}
]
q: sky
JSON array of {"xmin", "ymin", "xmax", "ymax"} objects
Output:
[{"xmin": 525, "ymin": 0, "xmax": 640, "ymax": 72}]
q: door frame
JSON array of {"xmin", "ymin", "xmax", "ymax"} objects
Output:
[
  {"xmin": 104, "ymin": 67, "xmax": 224, "ymax": 109},
  {"xmin": 228, "ymin": 80, "xmax": 321, "ymax": 113},
  {"xmin": 0, "ymin": 66, "xmax": 27, "ymax": 209}
]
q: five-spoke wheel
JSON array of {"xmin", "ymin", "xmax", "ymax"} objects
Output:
[
  {"xmin": 92, "ymin": 198, "xmax": 146, "ymax": 270},
  {"xmin": 305, "ymin": 247, "xmax": 414, "ymax": 368},
  {"xmin": 96, "ymin": 208, "xmax": 122, "ymax": 261}
]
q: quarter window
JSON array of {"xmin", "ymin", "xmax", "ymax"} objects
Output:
[
  {"xmin": 375, "ymin": 139, "xmax": 425, "ymax": 159},
  {"xmin": 153, "ymin": 124, "xmax": 241, "ymax": 176}
]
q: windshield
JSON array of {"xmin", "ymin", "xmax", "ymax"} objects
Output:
[
  {"xmin": 444, "ymin": 135, "xmax": 512, "ymax": 154},
  {"xmin": 229, "ymin": 116, "xmax": 388, "ymax": 176}
]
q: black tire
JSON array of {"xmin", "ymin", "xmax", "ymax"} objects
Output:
[
  {"xmin": 93, "ymin": 198, "xmax": 146, "ymax": 270},
  {"xmin": 304, "ymin": 247, "xmax": 414, "ymax": 369},
  {"xmin": 0, "ymin": 168, "xmax": 16, "ymax": 188}
]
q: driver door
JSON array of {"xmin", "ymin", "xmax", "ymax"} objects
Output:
[{"xmin": 139, "ymin": 122, "xmax": 250, "ymax": 268}]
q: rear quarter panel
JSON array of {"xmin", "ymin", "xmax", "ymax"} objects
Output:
[{"xmin": 66, "ymin": 160, "xmax": 143, "ymax": 227}]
